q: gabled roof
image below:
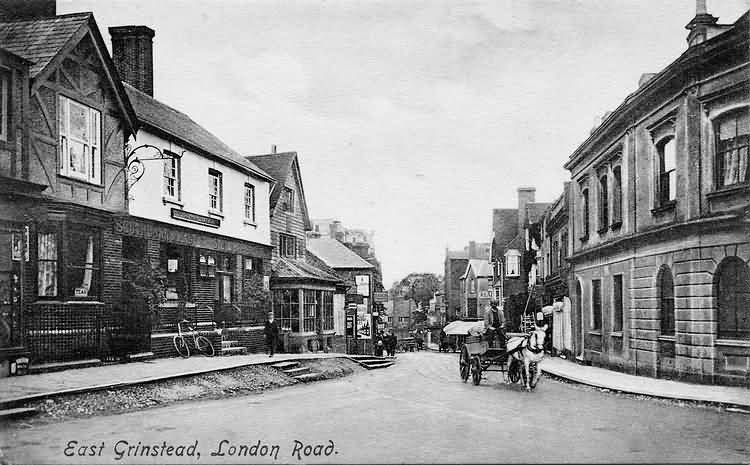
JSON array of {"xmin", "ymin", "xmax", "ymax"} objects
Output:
[
  {"xmin": 306, "ymin": 237, "xmax": 374, "ymax": 270},
  {"xmin": 0, "ymin": 12, "xmax": 89, "ymax": 77},
  {"xmin": 125, "ymin": 83, "xmax": 273, "ymax": 182},
  {"xmin": 247, "ymin": 152, "xmax": 312, "ymax": 230},
  {"xmin": 273, "ymin": 257, "xmax": 341, "ymax": 284},
  {"xmin": 461, "ymin": 259, "xmax": 493, "ymax": 280},
  {"xmin": 0, "ymin": 12, "xmax": 138, "ymax": 136}
]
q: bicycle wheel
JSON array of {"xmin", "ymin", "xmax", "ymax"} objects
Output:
[
  {"xmin": 173, "ymin": 335, "xmax": 190, "ymax": 358},
  {"xmin": 195, "ymin": 335, "xmax": 215, "ymax": 356}
]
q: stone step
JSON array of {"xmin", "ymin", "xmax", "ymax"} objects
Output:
[
  {"xmin": 0, "ymin": 407, "xmax": 38, "ymax": 420},
  {"xmin": 220, "ymin": 346, "xmax": 246, "ymax": 355},
  {"xmin": 125, "ymin": 352, "xmax": 154, "ymax": 362},
  {"xmin": 347, "ymin": 355, "xmax": 389, "ymax": 360},
  {"xmin": 271, "ymin": 361, "xmax": 300, "ymax": 369},
  {"xmin": 283, "ymin": 366, "xmax": 310, "ymax": 376},
  {"xmin": 364, "ymin": 361, "xmax": 394, "ymax": 370},
  {"xmin": 293, "ymin": 373, "xmax": 325, "ymax": 383}
]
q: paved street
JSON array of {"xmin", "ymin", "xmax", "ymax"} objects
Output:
[{"xmin": 2, "ymin": 352, "xmax": 749, "ymax": 464}]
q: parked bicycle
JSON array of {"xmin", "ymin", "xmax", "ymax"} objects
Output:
[{"xmin": 173, "ymin": 319, "xmax": 215, "ymax": 358}]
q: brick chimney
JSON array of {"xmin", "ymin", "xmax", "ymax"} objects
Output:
[
  {"xmin": 109, "ymin": 26, "xmax": 155, "ymax": 96},
  {"xmin": 517, "ymin": 187, "xmax": 536, "ymax": 234},
  {"xmin": 0, "ymin": 0, "xmax": 55, "ymax": 20}
]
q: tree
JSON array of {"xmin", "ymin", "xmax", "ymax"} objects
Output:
[
  {"xmin": 121, "ymin": 258, "xmax": 167, "ymax": 325},
  {"xmin": 240, "ymin": 273, "xmax": 271, "ymax": 325},
  {"xmin": 395, "ymin": 272, "xmax": 442, "ymax": 309}
]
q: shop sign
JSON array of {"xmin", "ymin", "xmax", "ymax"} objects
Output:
[
  {"xmin": 171, "ymin": 208, "xmax": 220, "ymax": 228},
  {"xmin": 373, "ymin": 291, "xmax": 388, "ymax": 303},
  {"xmin": 355, "ymin": 275, "xmax": 370, "ymax": 296}
]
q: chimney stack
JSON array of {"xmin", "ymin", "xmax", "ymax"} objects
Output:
[
  {"xmin": 517, "ymin": 187, "xmax": 536, "ymax": 234},
  {"xmin": 0, "ymin": 0, "xmax": 55, "ymax": 21},
  {"xmin": 109, "ymin": 26, "xmax": 155, "ymax": 96}
]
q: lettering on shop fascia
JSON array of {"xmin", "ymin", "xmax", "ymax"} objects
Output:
[
  {"xmin": 171, "ymin": 208, "xmax": 220, "ymax": 228},
  {"xmin": 114, "ymin": 218, "xmax": 256, "ymax": 255}
]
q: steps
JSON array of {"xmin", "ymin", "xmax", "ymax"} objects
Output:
[
  {"xmin": 270, "ymin": 361, "xmax": 325, "ymax": 382},
  {"xmin": 220, "ymin": 339, "xmax": 247, "ymax": 356},
  {"xmin": 346, "ymin": 355, "xmax": 396, "ymax": 370}
]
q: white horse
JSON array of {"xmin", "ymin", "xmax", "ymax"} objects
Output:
[{"xmin": 506, "ymin": 326, "xmax": 547, "ymax": 391}]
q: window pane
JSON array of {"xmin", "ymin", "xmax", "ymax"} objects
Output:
[
  {"xmin": 663, "ymin": 139, "xmax": 676, "ymax": 172},
  {"xmin": 67, "ymin": 229, "xmax": 100, "ymax": 298},
  {"xmin": 68, "ymin": 140, "xmax": 87, "ymax": 175},
  {"xmin": 58, "ymin": 96, "xmax": 67, "ymax": 136},
  {"xmin": 69, "ymin": 100, "xmax": 89, "ymax": 141},
  {"xmin": 37, "ymin": 232, "xmax": 57, "ymax": 297}
]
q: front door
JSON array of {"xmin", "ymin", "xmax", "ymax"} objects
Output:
[{"xmin": 0, "ymin": 229, "xmax": 23, "ymax": 350}]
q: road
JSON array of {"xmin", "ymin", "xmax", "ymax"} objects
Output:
[{"xmin": 2, "ymin": 351, "xmax": 749, "ymax": 463}]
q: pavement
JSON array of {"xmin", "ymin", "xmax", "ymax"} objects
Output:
[
  {"xmin": 0, "ymin": 353, "xmax": 341, "ymax": 408},
  {"xmin": 427, "ymin": 342, "xmax": 750, "ymax": 409}
]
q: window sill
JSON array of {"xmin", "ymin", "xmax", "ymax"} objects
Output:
[
  {"xmin": 715, "ymin": 338, "xmax": 750, "ymax": 348},
  {"xmin": 162, "ymin": 196, "xmax": 184, "ymax": 207},
  {"xmin": 651, "ymin": 200, "xmax": 676, "ymax": 215},
  {"xmin": 705, "ymin": 183, "xmax": 749, "ymax": 200},
  {"xmin": 610, "ymin": 331, "xmax": 623, "ymax": 338},
  {"xmin": 610, "ymin": 220, "xmax": 622, "ymax": 230},
  {"xmin": 58, "ymin": 174, "xmax": 104, "ymax": 189},
  {"xmin": 505, "ymin": 274, "xmax": 520, "ymax": 279},
  {"xmin": 588, "ymin": 330, "xmax": 601, "ymax": 336},
  {"xmin": 208, "ymin": 209, "xmax": 224, "ymax": 219},
  {"xmin": 243, "ymin": 220, "xmax": 257, "ymax": 228},
  {"xmin": 657, "ymin": 334, "xmax": 675, "ymax": 342}
]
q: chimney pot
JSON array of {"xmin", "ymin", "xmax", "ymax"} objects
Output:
[{"xmin": 109, "ymin": 25, "xmax": 155, "ymax": 97}]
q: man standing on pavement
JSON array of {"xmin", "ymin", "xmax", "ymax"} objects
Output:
[
  {"xmin": 264, "ymin": 311, "xmax": 280, "ymax": 357},
  {"xmin": 484, "ymin": 300, "xmax": 506, "ymax": 350}
]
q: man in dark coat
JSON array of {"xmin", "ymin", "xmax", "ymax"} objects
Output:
[{"xmin": 264, "ymin": 311, "xmax": 280, "ymax": 357}]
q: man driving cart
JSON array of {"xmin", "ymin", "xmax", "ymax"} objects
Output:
[{"xmin": 483, "ymin": 299, "xmax": 506, "ymax": 351}]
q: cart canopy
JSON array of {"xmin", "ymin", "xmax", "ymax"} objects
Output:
[{"xmin": 443, "ymin": 320, "xmax": 484, "ymax": 336}]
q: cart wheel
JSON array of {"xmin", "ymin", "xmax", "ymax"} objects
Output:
[
  {"xmin": 508, "ymin": 359, "xmax": 520, "ymax": 383},
  {"xmin": 459, "ymin": 345, "xmax": 470, "ymax": 382},
  {"xmin": 471, "ymin": 356, "xmax": 482, "ymax": 386}
]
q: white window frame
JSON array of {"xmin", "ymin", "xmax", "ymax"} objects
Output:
[
  {"xmin": 244, "ymin": 183, "xmax": 256, "ymax": 222},
  {"xmin": 208, "ymin": 169, "xmax": 223, "ymax": 212},
  {"xmin": 505, "ymin": 250, "xmax": 521, "ymax": 277},
  {"xmin": 0, "ymin": 70, "xmax": 8, "ymax": 142},
  {"xmin": 163, "ymin": 157, "xmax": 180, "ymax": 200},
  {"xmin": 58, "ymin": 95, "xmax": 101, "ymax": 184}
]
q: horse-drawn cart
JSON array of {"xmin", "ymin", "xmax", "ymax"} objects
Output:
[{"xmin": 458, "ymin": 330, "xmax": 546, "ymax": 390}]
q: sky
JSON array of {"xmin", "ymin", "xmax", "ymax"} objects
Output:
[{"xmin": 61, "ymin": 0, "xmax": 750, "ymax": 286}]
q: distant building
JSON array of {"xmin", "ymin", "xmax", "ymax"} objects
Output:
[
  {"xmin": 443, "ymin": 241, "xmax": 489, "ymax": 321},
  {"xmin": 458, "ymin": 259, "xmax": 493, "ymax": 319}
]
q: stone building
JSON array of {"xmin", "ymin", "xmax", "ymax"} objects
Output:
[{"xmin": 563, "ymin": 6, "xmax": 749, "ymax": 385}]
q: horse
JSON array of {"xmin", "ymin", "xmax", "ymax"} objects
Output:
[{"xmin": 506, "ymin": 326, "xmax": 547, "ymax": 391}]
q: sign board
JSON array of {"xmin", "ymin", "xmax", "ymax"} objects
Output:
[
  {"xmin": 171, "ymin": 208, "xmax": 221, "ymax": 228},
  {"xmin": 356, "ymin": 303, "xmax": 371, "ymax": 338},
  {"xmin": 346, "ymin": 294, "xmax": 364, "ymax": 305},
  {"xmin": 345, "ymin": 311, "xmax": 356, "ymax": 337},
  {"xmin": 355, "ymin": 275, "xmax": 370, "ymax": 296},
  {"xmin": 373, "ymin": 292, "xmax": 388, "ymax": 303}
]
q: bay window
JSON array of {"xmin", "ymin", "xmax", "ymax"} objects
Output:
[
  {"xmin": 322, "ymin": 291, "xmax": 334, "ymax": 331},
  {"xmin": 58, "ymin": 95, "xmax": 101, "ymax": 184},
  {"xmin": 273, "ymin": 289, "xmax": 299, "ymax": 332},
  {"xmin": 36, "ymin": 224, "xmax": 101, "ymax": 299}
]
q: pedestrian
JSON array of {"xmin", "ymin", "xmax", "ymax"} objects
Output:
[
  {"xmin": 264, "ymin": 311, "xmax": 280, "ymax": 357},
  {"xmin": 484, "ymin": 299, "xmax": 506, "ymax": 350},
  {"xmin": 386, "ymin": 331, "xmax": 397, "ymax": 356}
]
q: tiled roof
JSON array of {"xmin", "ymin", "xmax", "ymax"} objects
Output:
[
  {"xmin": 505, "ymin": 233, "xmax": 524, "ymax": 251},
  {"xmin": 246, "ymin": 152, "xmax": 297, "ymax": 208},
  {"xmin": 526, "ymin": 202, "xmax": 552, "ymax": 224},
  {"xmin": 492, "ymin": 208, "xmax": 519, "ymax": 251},
  {"xmin": 273, "ymin": 257, "xmax": 341, "ymax": 283},
  {"xmin": 125, "ymin": 83, "xmax": 272, "ymax": 181},
  {"xmin": 306, "ymin": 237, "xmax": 374, "ymax": 269},
  {"xmin": 0, "ymin": 13, "xmax": 90, "ymax": 77}
]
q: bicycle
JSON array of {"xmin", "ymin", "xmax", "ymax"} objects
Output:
[{"xmin": 173, "ymin": 319, "xmax": 215, "ymax": 357}]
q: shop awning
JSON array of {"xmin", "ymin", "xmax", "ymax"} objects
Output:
[{"xmin": 443, "ymin": 320, "xmax": 484, "ymax": 336}]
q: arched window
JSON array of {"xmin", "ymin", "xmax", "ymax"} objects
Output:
[
  {"xmin": 716, "ymin": 257, "xmax": 750, "ymax": 339},
  {"xmin": 714, "ymin": 108, "xmax": 749, "ymax": 188},
  {"xmin": 658, "ymin": 265, "xmax": 675, "ymax": 336}
]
